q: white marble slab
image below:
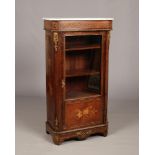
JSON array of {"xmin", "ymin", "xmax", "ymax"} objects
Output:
[{"xmin": 43, "ymin": 18, "xmax": 114, "ymax": 21}]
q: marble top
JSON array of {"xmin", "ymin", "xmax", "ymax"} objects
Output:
[{"xmin": 43, "ymin": 18, "xmax": 114, "ymax": 21}]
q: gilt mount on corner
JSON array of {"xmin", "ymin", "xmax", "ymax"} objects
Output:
[{"xmin": 43, "ymin": 18, "xmax": 113, "ymax": 145}]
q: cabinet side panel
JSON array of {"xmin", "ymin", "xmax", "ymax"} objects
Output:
[
  {"xmin": 52, "ymin": 32, "xmax": 64, "ymax": 131},
  {"xmin": 46, "ymin": 31, "xmax": 64, "ymax": 132},
  {"xmin": 104, "ymin": 31, "xmax": 111, "ymax": 124},
  {"xmin": 45, "ymin": 31, "xmax": 55, "ymax": 129}
]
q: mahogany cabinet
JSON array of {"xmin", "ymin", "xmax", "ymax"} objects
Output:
[{"xmin": 44, "ymin": 18, "xmax": 113, "ymax": 144}]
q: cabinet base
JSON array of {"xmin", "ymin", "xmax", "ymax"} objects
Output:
[{"xmin": 46, "ymin": 122, "xmax": 108, "ymax": 145}]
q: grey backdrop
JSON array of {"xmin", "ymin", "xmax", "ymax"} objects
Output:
[{"xmin": 15, "ymin": 0, "xmax": 139, "ymax": 102}]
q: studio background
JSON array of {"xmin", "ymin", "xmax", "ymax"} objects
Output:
[{"xmin": 16, "ymin": 0, "xmax": 139, "ymax": 155}]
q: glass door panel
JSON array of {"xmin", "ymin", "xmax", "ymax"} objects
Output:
[{"xmin": 65, "ymin": 35, "xmax": 102, "ymax": 99}]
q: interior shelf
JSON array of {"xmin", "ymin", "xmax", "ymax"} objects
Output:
[
  {"xmin": 66, "ymin": 90, "xmax": 100, "ymax": 99},
  {"xmin": 65, "ymin": 44, "xmax": 101, "ymax": 51},
  {"xmin": 66, "ymin": 69, "xmax": 100, "ymax": 77}
]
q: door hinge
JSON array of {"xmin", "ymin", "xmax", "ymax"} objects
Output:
[
  {"xmin": 61, "ymin": 80, "xmax": 65, "ymax": 88},
  {"xmin": 53, "ymin": 32, "xmax": 58, "ymax": 52}
]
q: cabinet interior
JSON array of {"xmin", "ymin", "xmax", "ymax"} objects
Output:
[{"xmin": 65, "ymin": 35, "xmax": 102, "ymax": 99}]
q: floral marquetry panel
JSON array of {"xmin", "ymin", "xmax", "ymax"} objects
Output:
[{"xmin": 64, "ymin": 97, "xmax": 103, "ymax": 130}]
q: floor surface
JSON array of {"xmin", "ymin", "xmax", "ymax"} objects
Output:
[{"xmin": 16, "ymin": 96, "xmax": 138, "ymax": 155}]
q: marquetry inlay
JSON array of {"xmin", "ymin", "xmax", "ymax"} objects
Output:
[{"xmin": 76, "ymin": 106, "xmax": 97, "ymax": 119}]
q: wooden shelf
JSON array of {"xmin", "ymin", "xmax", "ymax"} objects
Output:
[
  {"xmin": 66, "ymin": 90, "xmax": 100, "ymax": 99},
  {"xmin": 66, "ymin": 69, "xmax": 100, "ymax": 77},
  {"xmin": 65, "ymin": 44, "xmax": 101, "ymax": 51}
]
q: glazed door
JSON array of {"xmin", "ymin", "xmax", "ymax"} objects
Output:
[{"xmin": 63, "ymin": 32, "xmax": 106, "ymax": 130}]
